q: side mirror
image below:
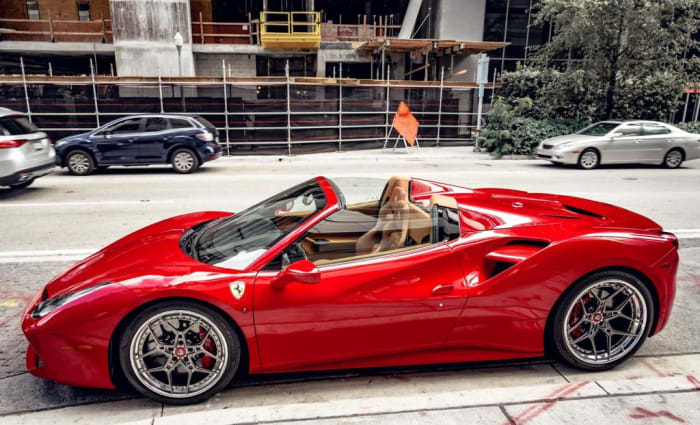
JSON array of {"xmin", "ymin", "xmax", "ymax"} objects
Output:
[
  {"xmin": 610, "ymin": 132, "xmax": 624, "ymax": 139},
  {"xmin": 270, "ymin": 259, "xmax": 320, "ymax": 289}
]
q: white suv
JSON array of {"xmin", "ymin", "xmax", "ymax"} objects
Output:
[{"xmin": 0, "ymin": 108, "xmax": 55, "ymax": 189}]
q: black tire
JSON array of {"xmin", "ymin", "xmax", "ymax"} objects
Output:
[
  {"xmin": 551, "ymin": 270, "xmax": 654, "ymax": 371},
  {"xmin": 662, "ymin": 149, "xmax": 683, "ymax": 169},
  {"xmin": 10, "ymin": 179, "xmax": 33, "ymax": 189},
  {"xmin": 66, "ymin": 150, "xmax": 95, "ymax": 175},
  {"xmin": 118, "ymin": 301, "xmax": 240, "ymax": 404},
  {"xmin": 170, "ymin": 148, "xmax": 199, "ymax": 174},
  {"xmin": 577, "ymin": 148, "xmax": 600, "ymax": 170}
]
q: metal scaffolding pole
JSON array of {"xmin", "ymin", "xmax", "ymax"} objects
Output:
[
  {"xmin": 89, "ymin": 59, "xmax": 100, "ymax": 127},
  {"xmin": 436, "ymin": 67, "xmax": 444, "ymax": 147},
  {"xmin": 694, "ymin": 93, "xmax": 700, "ymax": 122},
  {"xmin": 222, "ymin": 60, "xmax": 230, "ymax": 156},
  {"xmin": 285, "ymin": 61, "xmax": 292, "ymax": 155},
  {"xmin": 158, "ymin": 73, "xmax": 164, "ymax": 113},
  {"xmin": 20, "ymin": 57, "xmax": 32, "ymax": 122},
  {"xmin": 382, "ymin": 65, "xmax": 391, "ymax": 149},
  {"xmin": 338, "ymin": 72, "xmax": 343, "ymax": 152}
]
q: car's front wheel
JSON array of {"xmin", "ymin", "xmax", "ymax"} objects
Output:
[
  {"xmin": 577, "ymin": 149, "xmax": 600, "ymax": 170},
  {"xmin": 171, "ymin": 148, "xmax": 199, "ymax": 174},
  {"xmin": 66, "ymin": 150, "xmax": 95, "ymax": 175},
  {"xmin": 551, "ymin": 270, "xmax": 653, "ymax": 371},
  {"xmin": 119, "ymin": 301, "xmax": 240, "ymax": 404}
]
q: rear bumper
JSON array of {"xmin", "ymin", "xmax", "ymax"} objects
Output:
[{"xmin": 0, "ymin": 161, "xmax": 54, "ymax": 186}]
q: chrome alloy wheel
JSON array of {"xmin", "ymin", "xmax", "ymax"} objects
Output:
[
  {"xmin": 579, "ymin": 150, "xmax": 599, "ymax": 169},
  {"xmin": 665, "ymin": 150, "xmax": 683, "ymax": 168},
  {"xmin": 173, "ymin": 152, "xmax": 195, "ymax": 172},
  {"xmin": 68, "ymin": 152, "xmax": 91, "ymax": 174},
  {"xmin": 563, "ymin": 279, "xmax": 647, "ymax": 365},
  {"xmin": 129, "ymin": 310, "xmax": 229, "ymax": 399}
]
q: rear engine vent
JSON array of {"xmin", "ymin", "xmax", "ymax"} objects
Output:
[{"xmin": 562, "ymin": 204, "xmax": 605, "ymax": 219}]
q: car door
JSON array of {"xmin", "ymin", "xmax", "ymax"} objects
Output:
[
  {"xmin": 93, "ymin": 117, "xmax": 143, "ymax": 163},
  {"xmin": 252, "ymin": 210, "xmax": 468, "ymax": 372},
  {"xmin": 604, "ymin": 123, "xmax": 644, "ymax": 163},
  {"xmin": 136, "ymin": 117, "xmax": 170, "ymax": 162},
  {"xmin": 640, "ymin": 123, "xmax": 673, "ymax": 162}
]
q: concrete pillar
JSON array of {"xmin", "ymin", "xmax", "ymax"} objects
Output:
[
  {"xmin": 110, "ymin": 0, "xmax": 195, "ymax": 77},
  {"xmin": 433, "ymin": 0, "xmax": 486, "ymax": 82}
]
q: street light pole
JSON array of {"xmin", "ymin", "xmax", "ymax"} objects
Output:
[{"xmin": 174, "ymin": 31, "xmax": 185, "ymax": 112}]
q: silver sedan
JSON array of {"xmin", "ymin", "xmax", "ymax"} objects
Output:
[{"xmin": 535, "ymin": 120, "xmax": 700, "ymax": 169}]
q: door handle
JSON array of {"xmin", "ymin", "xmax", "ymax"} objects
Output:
[
  {"xmin": 431, "ymin": 284, "xmax": 454, "ymax": 296},
  {"xmin": 634, "ymin": 140, "xmax": 641, "ymax": 143}
]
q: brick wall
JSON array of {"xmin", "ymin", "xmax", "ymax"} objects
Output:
[
  {"xmin": 0, "ymin": 0, "xmax": 111, "ymax": 20},
  {"xmin": 190, "ymin": 0, "xmax": 212, "ymax": 22}
]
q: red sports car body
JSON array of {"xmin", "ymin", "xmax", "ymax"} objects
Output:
[{"xmin": 22, "ymin": 176, "xmax": 678, "ymax": 403}]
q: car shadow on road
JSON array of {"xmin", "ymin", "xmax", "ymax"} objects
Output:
[
  {"xmin": 56, "ymin": 166, "xmax": 219, "ymax": 177},
  {"xmin": 531, "ymin": 163, "xmax": 695, "ymax": 170},
  {"xmin": 0, "ymin": 186, "xmax": 55, "ymax": 201}
]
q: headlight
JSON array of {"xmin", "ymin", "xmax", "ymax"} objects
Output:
[
  {"xmin": 554, "ymin": 141, "xmax": 576, "ymax": 149},
  {"xmin": 32, "ymin": 282, "xmax": 111, "ymax": 319}
]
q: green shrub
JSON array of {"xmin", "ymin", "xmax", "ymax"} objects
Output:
[
  {"xmin": 677, "ymin": 122, "xmax": 700, "ymax": 134},
  {"xmin": 479, "ymin": 97, "xmax": 587, "ymax": 157}
]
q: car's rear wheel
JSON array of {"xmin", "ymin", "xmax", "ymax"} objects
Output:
[
  {"xmin": 119, "ymin": 301, "xmax": 240, "ymax": 404},
  {"xmin": 171, "ymin": 148, "xmax": 199, "ymax": 174},
  {"xmin": 552, "ymin": 270, "xmax": 653, "ymax": 371},
  {"xmin": 663, "ymin": 149, "xmax": 683, "ymax": 169},
  {"xmin": 66, "ymin": 150, "xmax": 95, "ymax": 175},
  {"xmin": 10, "ymin": 179, "xmax": 34, "ymax": 189},
  {"xmin": 578, "ymin": 149, "xmax": 599, "ymax": 170}
]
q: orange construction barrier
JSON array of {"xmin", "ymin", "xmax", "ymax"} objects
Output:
[
  {"xmin": 392, "ymin": 101, "xmax": 419, "ymax": 146},
  {"xmin": 384, "ymin": 101, "xmax": 421, "ymax": 152}
]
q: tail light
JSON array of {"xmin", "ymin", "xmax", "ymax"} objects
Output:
[
  {"xmin": 0, "ymin": 139, "xmax": 28, "ymax": 149},
  {"xmin": 196, "ymin": 132, "xmax": 214, "ymax": 142}
]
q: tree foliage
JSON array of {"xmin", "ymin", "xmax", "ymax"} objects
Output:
[{"xmin": 480, "ymin": 0, "xmax": 699, "ymax": 156}]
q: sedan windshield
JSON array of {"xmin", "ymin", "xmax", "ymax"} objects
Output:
[
  {"xmin": 191, "ymin": 179, "xmax": 327, "ymax": 270},
  {"xmin": 577, "ymin": 122, "xmax": 620, "ymax": 136}
]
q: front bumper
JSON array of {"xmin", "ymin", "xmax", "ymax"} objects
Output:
[
  {"xmin": 0, "ymin": 161, "xmax": 55, "ymax": 186},
  {"xmin": 535, "ymin": 147, "xmax": 579, "ymax": 164}
]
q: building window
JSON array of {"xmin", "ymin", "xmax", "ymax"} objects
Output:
[
  {"xmin": 77, "ymin": 1, "xmax": 90, "ymax": 21},
  {"xmin": 26, "ymin": 0, "xmax": 40, "ymax": 20}
]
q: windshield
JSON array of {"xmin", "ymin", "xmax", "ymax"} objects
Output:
[
  {"xmin": 192, "ymin": 179, "xmax": 327, "ymax": 269},
  {"xmin": 577, "ymin": 122, "xmax": 620, "ymax": 136}
]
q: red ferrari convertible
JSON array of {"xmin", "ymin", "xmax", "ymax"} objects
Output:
[{"xmin": 22, "ymin": 176, "xmax": 678, "ymax": 404}]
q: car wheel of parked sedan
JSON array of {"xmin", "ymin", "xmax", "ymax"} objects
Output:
[
  {"xmin": 577, "ymin": 149, "xmax": 600, "ymax": 170},
  {"xmin": 171, "ymin": 149, "xmax": 199, "ymax": 174},
  {"xmin": 552, "ymin": 270, "xmax": 653, "ymax": 371},
  {"xmin": 10, "ymin": 179, "xmax": 34, "ymax": 189},
  {"xmin": 119, "ymin": 301, "xmax": 241, "ymax": 404},
  {"xmin": 66, "ymin": 150, "xmax": 95, "ymax": 175},
  {"xmin": 663, "ymin": 149, "xmax": 683, "ymax": 169}
]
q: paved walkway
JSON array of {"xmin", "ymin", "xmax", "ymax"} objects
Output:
[{"xmin": 2, "ymin": 353, "xmax": 699, "ymax": 425}]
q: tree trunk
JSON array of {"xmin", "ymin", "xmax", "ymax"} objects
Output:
[{"xmin": 604, "ymin": 58, "xmax": 617, "ymax": 119}]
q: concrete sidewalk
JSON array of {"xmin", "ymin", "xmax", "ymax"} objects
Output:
[
  {"xmin": 219, "ymin": 146, "xmax": 497, "ymax": 164},
  {"xmin": 2, "ymin": 353, "xmax": 699, "ymax": 425}
]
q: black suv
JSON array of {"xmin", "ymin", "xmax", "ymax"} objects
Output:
[{"xmin": 54, "ymin": 115, "xmax": 222, "ymax": 175}]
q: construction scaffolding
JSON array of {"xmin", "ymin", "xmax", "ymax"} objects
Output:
[{"xmin": 0, "ymin": 60, "xmax": 497, "ymax": 155}]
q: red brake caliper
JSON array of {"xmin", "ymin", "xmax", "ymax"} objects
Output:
[
  {"xmin": 570, "ymin": 295, "xmax": 588, "ymax": 339},
  {"xmin": 199, "ymin": 325, "xmax": 215, "ymax": 369}
]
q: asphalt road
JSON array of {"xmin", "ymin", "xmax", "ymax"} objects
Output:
[{"xmin": 0, "ymin": 148, "xmax": 699, "ymax": 422}]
